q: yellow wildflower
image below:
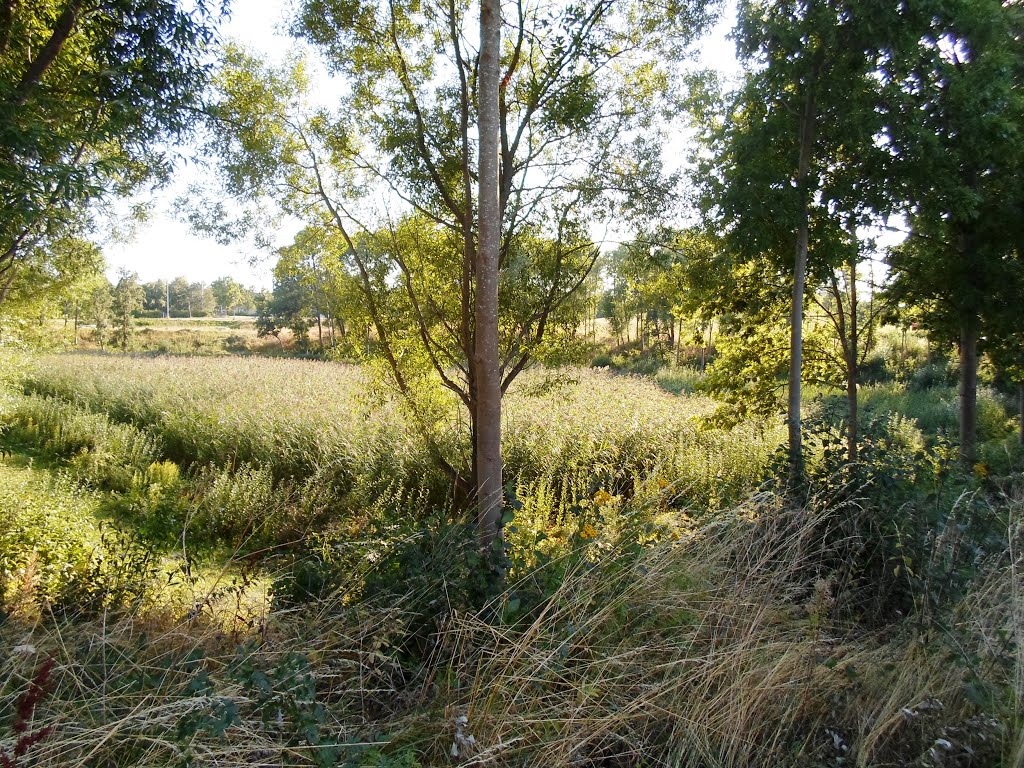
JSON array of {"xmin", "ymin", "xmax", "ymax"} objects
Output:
[
  {"xmin": 593, "ymin": 490, "xmax": 612, "ymax": 507},
  {"xmin": 580, "ymin": 523, "xmax": 599, "ymax": 540}
]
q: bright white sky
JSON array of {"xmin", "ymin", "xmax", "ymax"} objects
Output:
[{"xmin": 104, "ymin": 0, "xmax": 740, "ymax": 290}]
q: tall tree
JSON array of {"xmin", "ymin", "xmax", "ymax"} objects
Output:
[
  {"xmin": 110, "ymin": 270, "xmax": 143, "ymax": 350},
  {"xmin": 476, "ymin": 0, "xmax": 502, "ymax": 549},
  {"xmin": 194, "ymin": 1, "xmax": 716, "ymax": 533},
  {"xmin": 89, "ymin": 280, "xmax": 112, "ymax": 349},
  {"xmin": 169, "ymin": 276, "xmax": 191, "ymax": 317},
  {"xmin": 886, "ymin": 0, "xmax": 1024, "ymax": 464},
  {"xmin": 211, "ymin": 276, "xmax": 246, "ymax": 315},
  {"xmin": 696, "ymin": 0, "xmax": 901, "ymax": 478},
  {"xmin": 275, "ymin": 227, "xmax": 368, "ymax": 352}
]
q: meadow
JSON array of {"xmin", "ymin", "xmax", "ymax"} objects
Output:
[{"xmin": 1, "ymin": 348, "xmax": 1022, "ymax": 767}]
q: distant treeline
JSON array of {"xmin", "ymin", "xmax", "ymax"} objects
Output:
[{"xmin": 138, "ymin": 276, "xmax": 261, "ymax": 318}]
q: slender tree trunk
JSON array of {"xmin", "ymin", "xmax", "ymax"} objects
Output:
[
  {"xmin": 788, "ymin": 70, "xmax": 819, "ymax": 485},
  {"xmin": 475, "ymin": 0, "xmax": 503, "ymax": 552},
  {"xmin": 788, "ymin": 208, "xmax": 809, "ymax": 480},
  {"xmin": 959, "ymin": 322, "xmax": 978, "ymax": 464},
  {"xmin": 847, "ymin": 259, "xmax": 859, "ymax": 462},
  {"xmin": 73, "ymin": 306, "xmax": 79, "ymax": 346},
  {"xmin": 1018, "ymin": 382, "xmax": 1023, "ymax": 446}
]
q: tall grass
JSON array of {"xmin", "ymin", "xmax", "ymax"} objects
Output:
[
  {"xmin": 2, "ymin": 487, "xmax": 1019, "ymax": 767},
  {"xmin": 12, "ymin": 356, "xmax": 780, "ymax": 546},
  {"xmin": 860, "ymin": 383, "xmax": 1012, "ymax": 441}
]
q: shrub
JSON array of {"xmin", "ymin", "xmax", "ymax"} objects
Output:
[{"xmin": 908, "ymin": 360, "xmax": 958, "ymax": 391}]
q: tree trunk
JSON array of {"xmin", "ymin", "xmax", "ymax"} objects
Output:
[
  {"xmin": 959, "ymin": 322, "xmax": 978, "ymax": 464},
  {"xmin": 788, "ymin": 66, "xmax": 819, "ymax": 485},
  {"xmin": 847, "ymin": 259, "xmax": 859, "ymax": 463},
  {"xmin": 788, "ymin": 211, "xmax": 809, "ymax": 482},
  {"xmin": 1018, "ymin": 382, "xmax": 1023, "ymax": 446},
  {"xmin": 74, "ymin": 306, "xmax": 79, "ymax": 346},
  {"xmin": 475, "ymin": 0, "xmax": 503, "ymax": 552},
  {"xmin": 317, "ymin": 314, "xmax": 324, "ymax": 352}
]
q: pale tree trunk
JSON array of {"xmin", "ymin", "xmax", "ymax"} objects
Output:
[
  {"xmin": 847, "ymin": 262, "xmax": 859, "ymax": 463},
  {"xmin": 706, "ymin": 321, "xmax": 714, "ymax": 368},
  {"xmin": 788, "ymin": 93, "xmax": 816, "ymax": 483},
  {"xmin": 475, "ymin": 0, "xmax": 502, "ymax": 552},
  {"xmin": 959, "ymin": 322, "xmax": 978, "ymax": 465},
  {"xmin": 700, "ymin": 323, "xmax": 706, "ymax": 371}
]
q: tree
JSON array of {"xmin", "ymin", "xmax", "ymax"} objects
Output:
[
  {"xmin": 256, "ymin": 273, "xmax": 315, "ymax": 349},
  {"xmin": 886, "ymin": 0, "xmax": 1024, "ymax": 464},
  {"xmin": 169, "ymin": 276, "xmax": 191, "ymax": 317},
  {"xmin": 110, "ymin": 270, "xmax": 143, "ymax": 350},
  {"xmin": 89, "ymin": 280, "xmax": 112, "ymax": 349},
  {"xmin": 0, "ymin": 0, "xmax": 221, "ymax": 308},
  {"xmin": 190, "ymin": 283, "xmax": 215, "ymax": 317},
  {"xmin": 476, "ymin": 0, "xmax": 502, "ymax": 549},
  {"xmin": 57, "ymin": 267, "xmax": 109, "ymax": 346},
  {"xmin": 142, "ymin": 280, "xmax": 169, "ymax": 314},
  {"xmin": 275, "ymin": 226, "xmax": 369, "ymax": 352},
  {"xmin": 0, "ymin": 234, "xmax": 103, "ymax": 318},
  {"xmin": 808, "ymin": 241, "xmax": 888, "ymax": 462},
  {"xmin": 211, "ymin": 276, "xmax": 244, "ymax": 315},
  {"xmin": 696, "ymin": 0, "xmax": 903, "ymax": 477},
  {"xmin": 194, "ymin": 0, "xmax": 716, "ymax": 539}
]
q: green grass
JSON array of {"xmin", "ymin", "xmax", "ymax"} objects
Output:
[
  {"xmin": 1, "ymin": 484, "xmax": 1020, "ymax": 767},
  {"xmin": 859, "ymin": 383, "xmax": 1012, "ymax": 441},
  {"xmin": 1, "ymin": 351, "xmax": 1022, "ymax": 767},
  {"xmin": 653, "ymin": 365, "xmax": 706, "ymax": 395},
  {"xmin": 11, "ymin": 356, "xmax": 780, "ymax": 543}
]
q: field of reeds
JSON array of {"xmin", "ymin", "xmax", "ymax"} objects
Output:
[
  {"xmin": 3, "ymin": 354, "xmax": 779, "ymax": 550},
  {"xmin": 2, "ymin": 350, "xmax": 1023, "ymax": 767}
]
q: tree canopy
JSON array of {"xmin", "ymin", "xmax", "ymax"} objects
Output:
[{"xmin": 0, "ymin": 0, "xmax": 223, "ymax": 305}]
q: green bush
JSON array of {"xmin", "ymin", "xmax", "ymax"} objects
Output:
[{"xmin": 907, "ymin": 360, "xmax": 957, "ymax": 391}]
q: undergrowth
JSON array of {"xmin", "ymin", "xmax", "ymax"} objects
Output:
[{"xmin": 1, "ymin": 475, "xmax": 1021, "ymax": 766}]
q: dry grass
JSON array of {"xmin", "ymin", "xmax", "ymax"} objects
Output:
[{"xmin": 3, "ymin": 493, "xmax": 1020, "ymax": 767}]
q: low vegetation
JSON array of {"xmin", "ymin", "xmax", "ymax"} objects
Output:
[{"xmin": 1, "ymin": 341, "xmax": 1022, "ymax": 766}]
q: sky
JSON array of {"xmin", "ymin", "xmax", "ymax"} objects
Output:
[{"xmin": 104, "ymin": 0, "xmax": 741, "ymax": 291}]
